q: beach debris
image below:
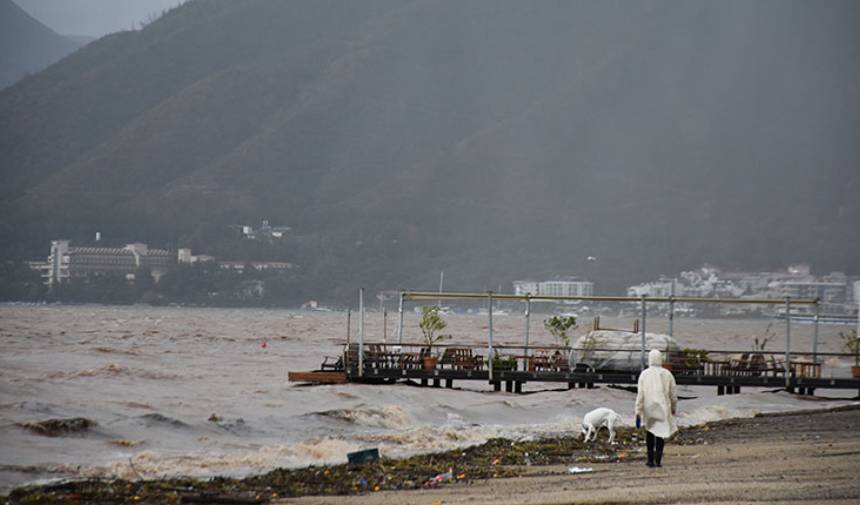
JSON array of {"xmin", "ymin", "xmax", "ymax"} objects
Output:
[
  {"xmin": 425, "ymin": 468, "xmax": 454, "ymax": 488},
  {"xmin": 109, "ymin": 439, "xmax": 144, "ymax": 447},
  {"xmin": 17, "ymin": 417, "xmax": 96, "ymax": 437},
  {"xmin": 261, "ymin": 341, "xmax": 268, "ymax": 349},
  {"xmin": 208, "ymin": 413, "xmax": 222, "ymax": 422},
  {"xmin": 347, "ymin": 448, "xmax": 380, "ymax": 464},
  {"xmin": 568, "ymin": 466, "xmax": 594, "ymax": 474},
  {"xmin": 7, "ymin": 428, "xmax": 643, "ymax": 502}
]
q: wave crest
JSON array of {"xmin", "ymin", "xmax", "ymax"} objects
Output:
[{"xmin": 314, "ymin": 405, "xmax": 412, "ymax": 429}]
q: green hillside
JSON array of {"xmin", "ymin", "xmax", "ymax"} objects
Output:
[{"xmin": 1, "ymin": 0, "xmax": 858, "ymax": 302}]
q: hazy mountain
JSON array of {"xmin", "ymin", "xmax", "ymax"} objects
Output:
[
  {"xmin": 1, "ymin": 0, "xmax": 858, "ymax": 300},
  {"xmin": 0, "ymin": 0, "xmax": 88, "ymax": 89},
  {"xmin": 64, "ymin": 35, "xmax": 97, "ymax": 47}
]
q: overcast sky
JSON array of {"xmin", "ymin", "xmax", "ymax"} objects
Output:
[{"xmin": 15, "ymin": 0, "xmax": 187, "ymax": 37}]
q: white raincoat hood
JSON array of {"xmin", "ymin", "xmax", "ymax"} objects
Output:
[{"xmin": 648, "ymin": 349, "xmax": 663, "ymax": 367}]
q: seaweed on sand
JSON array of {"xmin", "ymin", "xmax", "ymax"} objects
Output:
[{"xmin": 5, "ymin": 427, "xmax": 641, "ymax": 504}]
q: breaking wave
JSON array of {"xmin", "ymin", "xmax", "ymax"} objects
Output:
[
  {"xmin": 77, "ymin": 438, "xmax": 361, "ymax": 480},
  {"xmin": 137, "ymin": 413, "xmax": 188, "ymax": 428},
  {"xmin": 313, "ymin": 405, "xmax": 413, "ymax": 429}
]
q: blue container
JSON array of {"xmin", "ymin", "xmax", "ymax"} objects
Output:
[{"xmin": 347, "ymin": 448, "xmax": 380, "ymax": 464}]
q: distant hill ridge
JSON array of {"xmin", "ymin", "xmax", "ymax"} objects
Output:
[
  {"xmin": 1, "ymin": 0, "xmax": 858, "ymax": 300},
  {"xmin": 0, "ymin": 0, "xmax": 88, "ymax": 89}
]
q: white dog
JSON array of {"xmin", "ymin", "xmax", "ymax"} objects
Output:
[{"xmin": 581, "ymin": 407, "xmax": 623, "ymax": 444}]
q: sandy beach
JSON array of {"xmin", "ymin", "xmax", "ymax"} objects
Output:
[{"xmin": 281, "ymin": 405, "xmax": 860, "ymax": 505}]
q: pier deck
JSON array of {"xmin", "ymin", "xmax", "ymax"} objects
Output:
[
  {"xmin": 289, "ymin": 289, "xmax": 860, "ymax": 395},
  {"xmin": 338, "ymin": 365, "xmax": 860, "ymax": 395}
]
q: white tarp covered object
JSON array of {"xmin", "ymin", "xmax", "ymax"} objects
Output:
[{"xmin": 570, "ymin": 330, "xmax": 681, "ymax": 372}]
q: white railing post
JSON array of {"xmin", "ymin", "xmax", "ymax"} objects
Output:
[
  {"xmin": 397, "ymin": 291, "xmax": 405, "ymax": 345},
  {"xmin": 812, "ymin": 299, "xmax": 820, "ymax": 364},
  {"xmin": 488, "ymin": 291, "xmax": 494, "ymax": 383},
  {"xmin": 358, "ymin": 288, "xmax": 365, "ymax": 378},
  {"xmin": 345, "ymin": 309, "xmax": 351, "ymax": 371},
  {"xmin": 523, "ymin": 294, "xmax": 531, "ymax": 357},
  {"xmin": 784, "ymin": 297, "xmax": 791, "ymax": 389},
  {"xmin": 640, "ymin": 295, "xmax": 647, "ymax": 371}
]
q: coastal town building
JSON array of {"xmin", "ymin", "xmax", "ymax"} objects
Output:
[
  {"xmin": 235, "ymin": 220, "xmax": 291, "ymax": 240},
  {"xmin": 177, "ymin": 248, "xmax": 293, "ymax": 272},
  {"xmin": 177, "ymin": 248, "xmax": 216, "ymax": 265},
  {"xmin": 513, "ymin": 278, "xmax": 594, "ymax": 298},
  {"xmin": 626, "ymin": 265, "xmax": 858, "ymax": 316},
  {"xmin": 217, "ymin": 261, "xmax": 294, "ymax": 272},
  {"xmin": 41, "ymin": 240, "xmax": 173, "ymax": 286}
]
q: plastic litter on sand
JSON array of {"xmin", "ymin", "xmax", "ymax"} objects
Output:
[{"xmin": 568, "ymin": 466, "xmax": 593, "ymax": 474}]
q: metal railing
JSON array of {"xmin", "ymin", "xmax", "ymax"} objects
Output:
[
  {"xmin": 335, "ymin": 341, "xmax": 855, "ymax": 381},
  {"xmin": 387, "ymin": 290, "xmax": 824, "ymax": 385}
]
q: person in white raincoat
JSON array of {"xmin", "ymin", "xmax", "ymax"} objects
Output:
[{"xmin": 635, "ymin": 349, "xmax": 678, "ymax": 467}]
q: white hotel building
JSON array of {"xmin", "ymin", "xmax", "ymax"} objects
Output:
[{"xmin": 513, "ymin": 278, "xmax": 594, "ymax": 298}]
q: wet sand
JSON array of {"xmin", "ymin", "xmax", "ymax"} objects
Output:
[{"xmin": 281, "ymin": 405, "xmax": 860, "ymax": 505}]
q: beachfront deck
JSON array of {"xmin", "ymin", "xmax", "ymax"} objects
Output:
[
  {"xmin": 288, "ymin": 343, "xmax": 860, "ymax": 396},
  {"xmin": 289, "ymin": 289, "xmax": 860, "ymax": 395}
]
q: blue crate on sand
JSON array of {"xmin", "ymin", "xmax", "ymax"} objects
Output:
[{"xmin": 347, "ymin": 448, "xmax": 379, "ymax": 464}]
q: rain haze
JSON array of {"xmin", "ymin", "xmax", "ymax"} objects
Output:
[{"xmin": 1, "ymin": 1, "xmax": 859, "ymax": 503}]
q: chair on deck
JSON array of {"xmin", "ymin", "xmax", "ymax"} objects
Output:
[
  {"xmin": 747, "ymin": 353, "xmax": 767, "ymax": 376},
  {"xmin": 439, "ymin": 348, "xmax": 458, "ymax": 369},
  {"xmin": 726, "ymin": 353, "xmax": 751, "ymax": 376},
  {"xmin": 727, "ymin": 353, "xmax": 772, "ymax": 377},
  {"xmin": 440, "ymin": 347, "xmax": 483, "ymax": 370},
  {"xmin": 549, "ymin": 351, "xmax": 570, "ymax": 372},
  {"xmin": 320, "ymin": 355, "xmax": 343, "ymax": 371},
  {"xmin": 365, "ymin": 344, "xmax": 388, "ymax": 368},
  {"xmin": 765, "ymin": 354, "xmax": 786, "ymax": 377},
  {"xmin": 530, "ymin": 351, "xmax": 569, "ymax": 372}
]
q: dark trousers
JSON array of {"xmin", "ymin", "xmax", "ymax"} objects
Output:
[{"xmin": 646, "ymin": 431, "xmax": 665, "ymax": 465}]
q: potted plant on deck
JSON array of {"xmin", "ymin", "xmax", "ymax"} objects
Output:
[
  {"xmin": 544, "ymin": 315, "xmax": 577, "ymax": 370},
  {"xmin": 840, "ymin": 330, "xmax": 860, "ymax": 378},
  {"xmin": 544, "ymin": 315, "xmax": 577, "ymax": 348},
  {"xmin": 682, "ymin": 348, "xmax": 709, "ymax": 374},
  {"xmin": 419, "ymin": 306, "xmax": 450, "ymax": 370},
  {"xmin": 491, "ymin": 350, "xmax": 517, "ymax": 371}
]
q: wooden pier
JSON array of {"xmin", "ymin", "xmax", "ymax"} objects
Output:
[
  {"xmin": 341, "ymin": 363, "xmax": 860, "ymax": 396},
  {"xmin": 289, "ymin": 343, "xmax": 860, "ymax": 396},
  {"xmin": 289, "ymin": 290, "xmax": 860, "ymax": 395}
]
